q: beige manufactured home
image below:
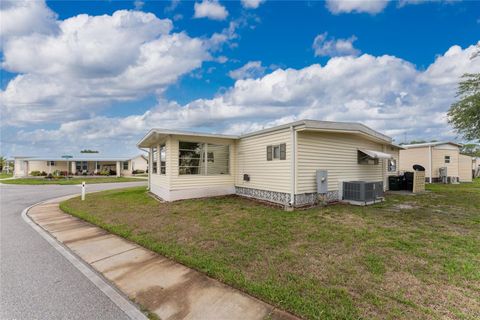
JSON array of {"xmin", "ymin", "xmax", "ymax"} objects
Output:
[
  {"xmin": 138, "ymin": 120, "xmax": 401, "ymax": 207},
  {"xmin": 14, "ymin": 154, "xmax": 147, "ymax": 177},
  {"xmin": 399, "ymin": 142, "xmax": 472, "ymax": 183}
]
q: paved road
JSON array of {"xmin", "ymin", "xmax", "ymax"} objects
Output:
[{"xmin": 0, "ymin": 182, "xmax": 147, "ymax": 320}]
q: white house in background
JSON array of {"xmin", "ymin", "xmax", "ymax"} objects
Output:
[
  {"xmin": 13, "ymin": 154, "xmax": 148, "ymax": 177},
  {"xmin": 473, "ymin": 157, "xmax": 480, "ymax": 178},
  {"xmin": 138, "ymin": 120, "xmax": 402, "ymax": 207},
  {"xmin": 399, "ymin": 142, "xmax": 473, "ymax": 183}
]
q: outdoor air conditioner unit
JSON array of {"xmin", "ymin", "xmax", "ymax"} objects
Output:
[{"xmin": 342, "ymin": 181, "xmax": 384, "ymax": 204}]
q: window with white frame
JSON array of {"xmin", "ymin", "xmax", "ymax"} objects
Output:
[
  {"xmin": 179, "ymin": 141, "xmax": 229, "ymax": 175},
  {"xmin": 388, "ymin": 159, "xmax": 397, "ymax": 172},
  {"xmin": 266, "ymin": 143, "xmax": 286, "ymax": 161},
  {"xmin": 123, "ymin": 161, "xmax": 129, "ymax": 170},
  {"xmin": 152, "ymin": 147, "xmax": 158, "ymax": 174},
  {"xmin": 160, "ymin": 144, "xmax": 166, "ymax": 174},
  {"xmin": 444, "ymin": 155, "xmax": 451, "ymax": 164}
]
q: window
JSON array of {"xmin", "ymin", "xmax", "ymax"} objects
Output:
[
  {"xmin": 96, "ymin": 162, "xmax": 101, "ymax": 170},
  {"xmin": 358, "ymin": 151, "xmax": 379, "ymax": 165},
  {"xmin": 207, "ymin": 152, "xmax": 214, "ymax": 163},
  {"xmin": 160, "ymin": 144, "xmax": 166, "ymax": 174},
  {"xmin": 76, "ymin": 161, "xmax": 87, "ymax": 171},
  {"xmin": 445, "ymin": 156, "xmax": 451, "ymax": 164},
  {"xmin": 388, "ymin": 159, "xmax": 397, "ymax": 172},
  {"xmin": 152, "ymin": 147, "xmax": 158, "ymax": 174},
  {"xmin": 266, "ymin": 143, "xmax": 286, "ymax": 161},
  {"xmin": 179, "ymin": 141, "xmax": 229, "ymax": 175},
  {"xmin": 47, "ymin": 161, "xmax": 55, "ymax": 166},
  {"xmin": 123, "ymin": 161, "xmax": 129, "ymax": 170}
]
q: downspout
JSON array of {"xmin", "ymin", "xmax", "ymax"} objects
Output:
[
  {"xmin": 429, "ymin": 145, "xmax": 432, "ymax": 183},
  {"xmin": 290, "ymin": 125, "xmax": 296, "ymax": 207}
]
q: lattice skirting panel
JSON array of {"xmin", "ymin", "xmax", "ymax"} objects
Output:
[{"xmin": 235, "ymin": 187, "xmax": 340, "ymax": 207}]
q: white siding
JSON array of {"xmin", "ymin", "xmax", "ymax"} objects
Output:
[
  {"xmin": 459, "ymin": 154, "xmax": 473, "ymax": 182},
  {"xmin": 235, "ymin": 128, "xmax": 291, "ymax": 193},
  {"xmin": 432, "ymin": 147, "xmax": 459, "ymax": 178},
  {"xmin": 28, "ymin": 160, "xmax": 69, "ymax": 174},
  {"xmin": 131, "ymin": 155, "xmax": 148, "ymax": 172},
  {"xmin": 399, "ymin": 147, "xmax": 430, "ymax": 177},
  {"xmin": 296, "ymin": 131, "xmax": 385, "ymax": 193}
]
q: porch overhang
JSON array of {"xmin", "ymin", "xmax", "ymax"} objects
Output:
[{"xmin": 137, "ymin": 129, "xmax": 239, "ymax": 148}]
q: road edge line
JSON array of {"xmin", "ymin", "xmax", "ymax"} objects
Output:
[{"xmin": 21, "ymin": 198, "xmax": 148, "ymax": 320}]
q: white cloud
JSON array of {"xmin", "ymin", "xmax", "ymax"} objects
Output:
[
  {"xmin": 228, "ymin": 61, "xmax": 266, "ymax": 79},
  {"xmin": 325, "ymin": 0, "xmax": 389, "ymax": 14},
  {"xmin": 165, "ymin": 0, "xmax": 180, "ymax": 12},
  {"xmin": 14, "ymin": 42, "xmax": 480, "ymax": 155},
  {"xmin": 194, "ymin": 0, "xmax": 228, "ymax": 20},
  {"xmin": 1, "ymin": 10, "xmax": 210, "ymax": 125},
  {"xmin": 0, "ymin": 0, "xmax": 58, "ymax": 41},
  {"xmin": 398, "ymin": 0, "xmax": 461, "ymax": 7},
  {"xmin": 313, "ymin": 33, "xmax": 360, "ymax": 57},
  {"xmin": 133, "ymin": 0, "xmax": 145, "ymax": 10},
  {"xmin": 241, "ymin": 0, "xmax": 265, "ymax": 9}
]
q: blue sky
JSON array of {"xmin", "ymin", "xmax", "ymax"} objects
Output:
[{"xmin": 1, "ymin": 0, "xmax": 479, "ymax": 157}]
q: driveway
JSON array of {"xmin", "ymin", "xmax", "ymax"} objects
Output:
[{"xmin": 0, "ymin": 182, "xmax": 146, "ymax": 320}]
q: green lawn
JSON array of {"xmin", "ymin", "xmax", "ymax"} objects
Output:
[
  {"xmin": 60, "ymin": 179, "xmax": 480, "ymax": 320},
  {"xmin": 0, "ymin": 172, "xmax": 13, "ymax": 179},
  {"xmin": 2, "ymin": 176, "xmax": 144, "ymax": 185}
]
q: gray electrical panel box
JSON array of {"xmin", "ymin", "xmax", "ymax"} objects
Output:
[{"xmin": 316, "ymin": 170, "xmax": 328, "ymax": 194}]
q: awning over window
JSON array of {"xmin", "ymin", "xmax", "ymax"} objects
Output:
[{"xmin": 358, "ymin": 149, "xmax": 393, "ymax": 159}]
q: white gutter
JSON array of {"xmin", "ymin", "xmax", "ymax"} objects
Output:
[
  {"xmin": 429, "ymin": 145, "xmax": 432, "ymax": 183},
  {"xmin": 290, "ymin": 125, "xmax": 296, "ymax": 207}
]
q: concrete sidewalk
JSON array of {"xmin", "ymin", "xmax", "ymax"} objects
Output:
[{"xmin": 27, "ymin": 200, "xmax": 299, "ymax": 320}]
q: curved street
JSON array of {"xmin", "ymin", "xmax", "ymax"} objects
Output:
[{"xmin": 0, "ymin": 182, "xmax": 146, "ymax": 320}]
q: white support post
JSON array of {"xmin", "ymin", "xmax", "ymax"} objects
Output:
[
  {"xmin": 81, "ymin": 181, "xmax": 86, "ymax": 201},
  {"xmin": 116, "ymin": 161, "xmax": 121, "ymax": 177},
  {"xmin": 428, "ymin": 145, "xmax": 432, "ymax": 183}
]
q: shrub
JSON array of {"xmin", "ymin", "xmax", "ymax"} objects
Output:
[
  {"xmin": 30, "ymin": 171, "xmax": 41, "ymax": 176},
  {"xmin": 41, "ymin": 171, "xmax": 47, "ymax": 176},
  {"xmin": 132, "ymin": 169, "xmax": 145, "ymax": 174}
]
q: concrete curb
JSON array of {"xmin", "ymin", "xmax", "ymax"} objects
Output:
[{"xmin": 21, "ymin": 196, "xmax": 148, "ymax": 320}]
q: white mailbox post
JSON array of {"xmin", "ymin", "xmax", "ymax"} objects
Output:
[{"xmin": 81, "ymin": 181, "xmax": 86, "ymax": 201}]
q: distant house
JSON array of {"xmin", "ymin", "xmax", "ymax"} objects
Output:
[
  {"xmin": 13, "ymin": 154, "xmax": 147, "ymax": 177},
  {"xmin": 399, "ymin": 142, "xmax": 472, "ymax": 183},
  {"xmin": 474, "ymin": 157, "xmax": 480, "ymax": 178},
  {"xmin": 137, "ymin": 120, "xmax": 401, "ymax": 207}
]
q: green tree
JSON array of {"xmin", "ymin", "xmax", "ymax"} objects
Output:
[
  {"xmin": 460, "ymin": 143, "xmax": 480, "ymax": 157},
  {"xmin": 448, "ymin": 46, "xmax": 480, "ymax": 141}
]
